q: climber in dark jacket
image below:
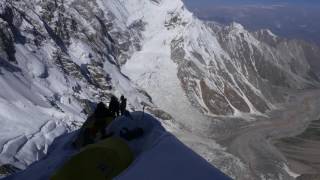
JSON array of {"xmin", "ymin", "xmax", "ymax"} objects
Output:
[
  {"xmin": 93, "ymin": 102, "xmax": 111, "ymax": 137},
  {"xmin": 73, "ymin": 102, "xmax": 114, "ymax": 148},
  {"xmin": 109, "ymin": 95, "xmax": 120, "ymax": 117},
  {"xmin": 120, "ymin": 95, "xmax": 127, "ymax": 116}
]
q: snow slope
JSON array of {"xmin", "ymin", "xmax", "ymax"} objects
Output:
[
  {"xmin": 7, "ymin": 112, "xmax": 231, "ymax": 180},
  {"xmin": 122, "ymin": 0, "xmax": 210, "ymax": 132},
  {"xmin": 0, "ymin": 48, "xmax": 85, "ymax": 170}
]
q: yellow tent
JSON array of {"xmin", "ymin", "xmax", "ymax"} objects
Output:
[{"xmin": 51, "ymin": 137, "xmax": 133, "ymax": 180}]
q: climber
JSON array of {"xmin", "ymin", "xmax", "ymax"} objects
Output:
[
  {"xmin": 93, "ymin": 102, "xmax": 112, "ymax": 138},
  {"xmin": 73, "ymin": 102, "xmax": 114, "ymax": 149},
  {"xmin": 109, "ymin": 95, "xmax": 120, "ymax": 117},
  {"xmin": 120, "ymin": 95, "xmax": 127, "ymax": 116}
]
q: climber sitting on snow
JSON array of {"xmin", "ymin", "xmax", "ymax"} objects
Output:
[{"xmin": 73, "ymin": 102, "xmax": 114, "ymax": 149}]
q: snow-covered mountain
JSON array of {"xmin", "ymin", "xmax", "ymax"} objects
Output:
[{"xmin": 1, "ymin": 0, "xmax": 320, "ymax": 179}]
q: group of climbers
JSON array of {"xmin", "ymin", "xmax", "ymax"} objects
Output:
[
  {"xmin": 73, "ymin": 95, "xmax": 127, "ymax": 149},
  {"xmin": 52, "ymin": 95, "xmax": 147, "ymax": 180},
  {"xmin": 109, "ymin": 95, "xmax": 127, "ymax": 117}
]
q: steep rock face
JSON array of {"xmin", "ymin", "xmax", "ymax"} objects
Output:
[{"xmin": 175, "ymin": 21, "xmax": 320, "ymax": 116}]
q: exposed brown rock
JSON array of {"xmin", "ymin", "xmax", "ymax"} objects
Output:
[
  {"xmin": 200, "ymin": 80, "xmax": 234, "ymax": 115},
  {"xmin": 224, "ymin": 83, "xmax": 250, "ymax": 113}
]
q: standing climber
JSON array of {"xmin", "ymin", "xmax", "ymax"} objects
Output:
[
  {"xmin": 93, "ymin": 102, "xmax": 112, "ymax": 138},
  {"xmin": 73, "ymin": 102, "xmax": 114, "ymax": 148},
  {"xmin": 109, "ymin": 95, "xmax": 120, "ymax": 117},
  {"xmin": 120, "ymin": 95, "xmax": 127, "ymax": 116}
]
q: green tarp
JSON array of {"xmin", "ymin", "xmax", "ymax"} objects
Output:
[{"xmin": 51, "ymin": 137, "xmax": 133, "ymax": 180}]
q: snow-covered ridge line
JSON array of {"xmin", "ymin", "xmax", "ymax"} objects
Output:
[{"xmin": 8, "ymin": 112, "xmax": 232, "ymax": 180}]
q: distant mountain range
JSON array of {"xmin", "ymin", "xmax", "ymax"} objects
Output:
[
  {"xmin": 183, "ymin": 0, "xmax": 320, "ymax": 45},
  {"xmin": 184, "ymin": 0, "xmax": 320, "ymax": 6}
]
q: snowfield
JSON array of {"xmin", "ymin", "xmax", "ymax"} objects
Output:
[{"xmin": 0, "ymin": 59, "xmax": 85, "ymax": 170}]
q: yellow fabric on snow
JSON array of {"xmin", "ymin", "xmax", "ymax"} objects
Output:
[{"xmin": 51, "ymin": 137, "xmax": 133, "ymax": 180}]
